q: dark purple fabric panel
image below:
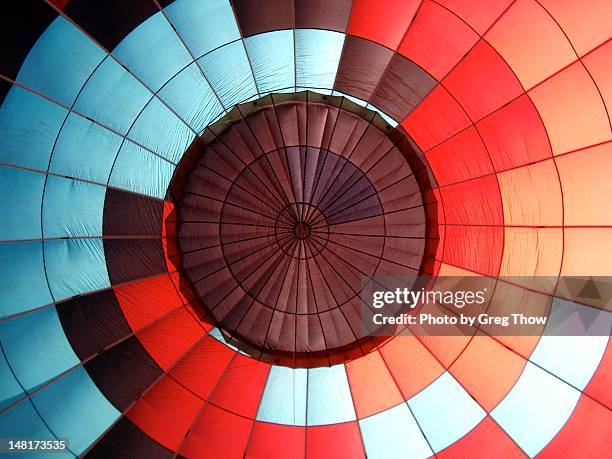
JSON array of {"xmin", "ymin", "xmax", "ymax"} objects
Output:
[
  {"xmin": 295, "ymin": 0, "xmax": 352, "ymax": 32},
  {"xmin": 57, "ymin": 290, "xmax": 131, "ymax": 360},
  {"xmin": 104, "ymin": 239, "xmax": 168, "ymax": 285},
  {"xmin": 232, "ymin": 0, "xmax": 294, "ymax": 37},
  {"xmin": 64, "ymin": 0, "xmax": 158, "ymax": 50},
  {"xmin": 84, "ymin": 337, "xmax": 162, "ymax": 411},
  {"xmin": 85, "ymin": 417, "xmax": 173, "ymax": 459},
  {"xmin": 0, "ymin": 0, "xmax": 57, "ymax": 81},
  {"xmin": 334, "ymin": 36, "xmax": 394, "ymax": 101},
  {"xmin": 103, "ymin": 189, "xmax": 164, "ymax": 237},
  {"xmin": 370, "ymin": 53, "xmax": 437, "ymax": 122}
]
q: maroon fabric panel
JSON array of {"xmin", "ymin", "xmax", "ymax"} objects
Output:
[
  {"xmin": 104, "ymin": 239, "xmax": 167, "ymax": 285},
  {"xmin": 370, "ymin": 53, "xmax": 438, "ymax": 122},
  {"xmin": 232, "ymin": 0, "xmax": 294, "ymax": 37},
  {"xmin": 295, "ymin": 0, "xmax": 352, "ymax": 32},
  {"xmin": 334, "ymin": 36, "xmax": 394, "ymax": 101},
  {"xmin": 103, "ymin": 189, "xmax": 164, "ymax": 237}
]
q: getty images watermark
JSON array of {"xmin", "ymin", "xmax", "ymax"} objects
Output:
[{"xmin": 359, "ymin": 275, "xmax": 611, "ymax": 337}]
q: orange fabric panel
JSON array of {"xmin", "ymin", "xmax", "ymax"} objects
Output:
[
  {"xmin": 561, "ymin": 228, "xmax": 612, "ymax": 276},
  {"xmin": 379, "ymin": 335, "xmax": 444, "ymax": 400},
  {"xmin": 402, "ymin": 84, "xmax": 471, "ymax": 151},
  {"xmin": 345, "ymin": 350, "xmax": 404, "ymax": 418},
  {"xmin": 417, "ymin": 334, "xmax": 472, "ymax": 369},
  {"xmin": 126, "ymin": 375, "xmax": 204, "ymax": 451},
  {"xmin": 209, "ymin": 354, "xmax": 270, "ymax": 419},
  {"xmin": 556, "ymin": 143, "xmax": 612, "ymax": 226},
  {"xmin": 539, "ymin": 0, "xmax": 612, "ymax": 56},
  {"xmin": 435, "ymin": 0, "xmax": 513, "ymax": 35},
  {"xmin": 476, "ymin": 94, "xmax": 552, "ymax": 171},
  {"xmin": 114, "ymin": 274, "xmax": 183, "ymax": 330},
  {"xmin": 584, "ymin": 341, "xmax": 612, "ymax": 409},
  {"xmin": 498, "ymin": 159, "xmax": 562, "ymax": 226},
  {"xmin": 136, "ymin": 308, "xmax": 204, "ymax": 370},
  {"xmin": 425, "ymin": 127, "xmax": 493, "ymax": 186},
  {"xmin": 170, "ymin": 334, "xmax": 235, "ymax": 400},
  {"xmin": 347, "ymin": 0, "xmax": 420, "ymax": 50},
  {"xmin": 529, "ymin": 61, "xmax": 612, "ymax": 155},
  {"xmin": 486, "ymin": 0, "xmax": 576, "ymax": 89},
  {"xmin": 443, "ymin": 40, "xmax": 523, "ymax": 120},
  {"xmin": 247, "ymin": 423, "xmax": 306, "ymax": 459},
  {"xmin": 306, "ymin": 423, "xmax": 365, "ymax": 459},
  {"xmin": 180, "ymin": 404, "xmax": 253, "ymax": 459},
  {"xmin": 449, "ymin": 334, "xmax": 527, "ymax": 411},
  {"xmin": 398, "ymin": 0, "xmax": 479, "ymax": 80},
  {"xmin": 437, "ymin": 416, "xmax": 524, "ymax": 458},
  {"xmin": 500, "ymin": 228, "xmax": 562, "ymax": 290},
  {"xmin": 440, "ymin": 175, "xmax": 503, "ymax": 226},
  {"xmin": 538, "ymin": 395, "xmax": 612, "ymax": 458},
  {"xmin": 583, "ymin": 40, "xmax": 612, "ymax": 122}
]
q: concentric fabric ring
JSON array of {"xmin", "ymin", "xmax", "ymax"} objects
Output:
[{"xmin": 0, "ymin": 1, "xmax": 610, "ymax": 458}]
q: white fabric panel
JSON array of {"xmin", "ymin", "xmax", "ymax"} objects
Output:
[
  {"xmin": 359, "ymin": 403, "xmax": 432, "ymax": 459},
  {"xmin": 307, "ymin": 365, "xmax": 356, "ymax": 426},
  {"xmin": 408, "ymin": 372, "xmax": 486, "ymax": 453},
  {"xmin": 256, "ymin": 366, "xmax": 307, "ymax": 426},
  {"xmin": 491, "ymin": 362, "xmax": 581, "ymax": 457}
]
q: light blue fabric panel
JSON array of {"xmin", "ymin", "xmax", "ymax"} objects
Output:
[
  {"xmin": 408, "ymin": 372, "xmax": 486, "ymax": 453},
  {"xmin": 0, "ymin": 307, "xmax": 79, "ymax": 392},
  {"xmin": 74, "ymin": 57, "xmax": 152, "ymax": 134},
  {"xmin": 332, "ymin": 90, "xmax": 368, "ymax": 107},
  {"xmin": 112, "ymin": 12, "xmax": 192, "ymax": 92},
  {"xmin": 256, "ymin": 366, "xmax": 307, "ymax": 426},
  {"xmin": 0, "ymin": 86, "xmax": 68, "ymax": 170},
  {"xmin": 0, "ymin": 242, "xmax": 52, "ymax": 318},
  {"xmin": 198, "ymin": 41, "xmax": 258, "ymax": 108},
  {"xmin": 32, "ymin": 366, "xmax": 120, "ymax": 455},
  {"xmin": 491, "ymin": 362, "xmax": 581, "ymax": 457},
  {"xmin": 159, "ymin": 63, "xmax": 225, "ymax": 133},
  {"xmin": 164, "ymin": 0, "xmax": 240, "ymax": 58},
  {"xmin": 0, "ymin": 167, "xmax": 45, "ymax": 241},
  {"xmin": 49, "ymin": 112, "xmax": 123, "ymax": 184},
  {"xmin": 128, "ymin": 97, "xmax": 195, "ymax": 163},
  {"xmin": 295, "ymin": 30, "xmax": 344, "ymax": 90},
  {"xmin": 0, "ymin": 401, "xmax": 75, "ymax": 459},
  {"xmin": 109, "ymin": 141, "xmax": 174, "ymax": 199},
  {"xmin": 245, "ymin": 30, "xmax": 295, "ymax": 94},
  {"xmin": 0, "ymin": 348, "xmax": 25, "ymax": 411},
  {"xmin": 43, "ymin": 176, "xmax": 105, "ymax": 238},
  {"xmin": 44, "ymin": 238, "xmax": 110, "ymax": 301},
  {"xmin": 16, "ymin": 17, "xmax": 105, "ymax": 107},
  {"xmin": 306, "ymin": 365, "xmax": 356, "ymax": 426},
  {"xmin": 359, "ymin": 403, "xmax": 432, "ymax": 459}
]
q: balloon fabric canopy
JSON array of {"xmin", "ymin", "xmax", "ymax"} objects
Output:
[{"xmin": 0, "ymin": 1, "xmax": 610, "ymax": 458}]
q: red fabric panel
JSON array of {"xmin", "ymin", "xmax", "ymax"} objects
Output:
[
  {"xmin": 476, "ymin": 94, "xmax": 552, "ymax": 171},
  {"xmin": 209, "ymin": 353, "xmax": 270, "ymax": 419},
  {"xmin": 402, "ymin": 84, "xmax": 471, "ymax": 151},
  {"xmin": 306, "ymin": 422, "xmax": 365, "ymax": 459},
  {"xmin": 437, "ymin": 416, "xmax": 524, "ymax": 458},
  {"xmin": 114, "ymin": 275, "xmax": 183, "ymax": 331},
  {"xmin": 398, "ymin": 0, "xmax": 479, "ymax": 80},
  {"xmin": 345, "ymin": 350, "xmax": 404, "ymax": 418},
  {"xmin": 136, "ymin": 308, "xmax": 204, "ymax": 370},
  {"xmin": 538, "ymin": 395, "xmax": 612, "ymax": 458},
  {"xmin": 443, "ymin": 40, "xmax": 524, "ymax": 120},
  {"xmin": 180, "ymin": 404, "xmax": 253, "ymax": 459},
  {"xmin": 126, "ymin": 375, "xmax": 204, "ymax": 451},
  {"xmin": 584, "ymin": 341, "xmax": 612, "ymax": 409},
  {"xmin": 247, "ymin": 423, "xmax": 306, "ymax": 459},
  {"xmin": 426, "ymin": 127, "xmax": 493, "ymax": 186},
  {"xmin": 440, "ymin": 175, "xmax": 503, "ymax": 226},
  {"xmin": 443, "ymin": 226, "xmax": 503, "ymax": 276},
  {"xmin": 583, "ymin": 40, "xmax": 612, "ymax": 120},
  {"xmin": 347, "ymin": 0, "xmax": 420, "ymax": 50},
  {"xmin": 170, "ymin": 334, "xmax": 235, "ymax": 400}
]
